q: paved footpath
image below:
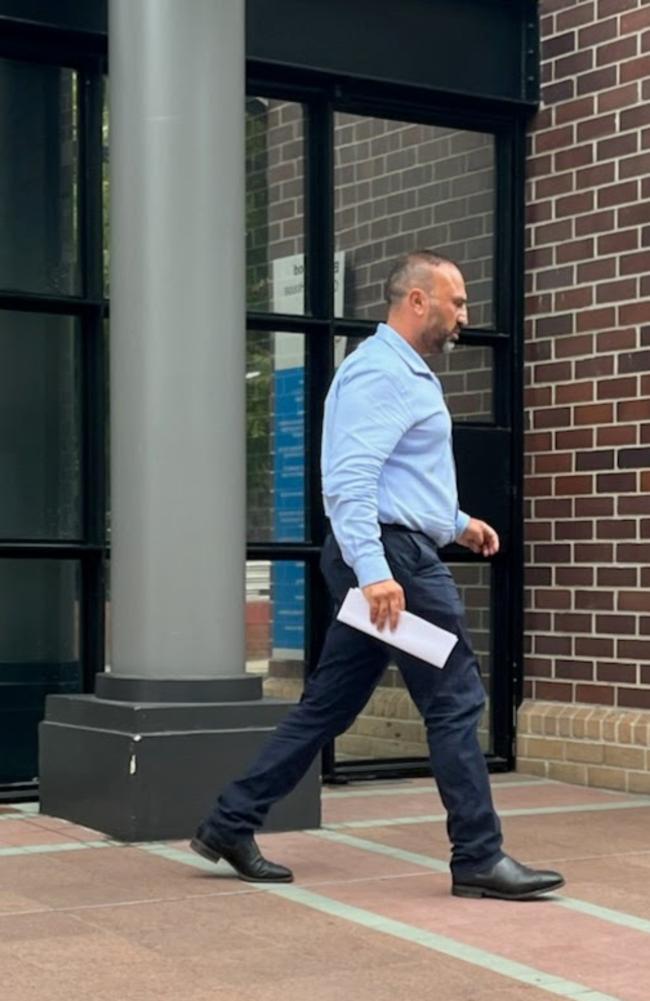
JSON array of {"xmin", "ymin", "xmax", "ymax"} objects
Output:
[{"xmin": 1, "ymin": 775, "xmax": 650, "ymax": 1001}]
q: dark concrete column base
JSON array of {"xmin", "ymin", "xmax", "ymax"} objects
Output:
[{"xmin": 38, "ymin": 678, "xmax": 321, "ymax": 842}]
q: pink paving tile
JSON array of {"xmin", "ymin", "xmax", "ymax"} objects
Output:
[
  {"xmin": 323, "ymin": 790, "xmax": 442, "ymax": 824},
  {"xmin": 322, "ymin": 779, "xmax": 643, "ymax": 825},
  {"xmin": 318, "ymin": 822, "xmax": 454, "ymax": 863},
  {"xmin": 0, "ymin": 890, "xmax": 49, "ymax": 915},
  {"xmin": 314, "ymin": 871, "xmax": 650, "ymax": 1001},
  {"xmin": 336, "ymin": 804, "xmax": 650, "ymax": 868},
  {"xmin": 24, "ymin": 814, "xmax": 109, "ymax": 841},
  {"xmin": 0, "ymin": 844, "xmax": 254, "ymax": 909},
  {"xmin": 552, "ymin": 853, "xmax": 650, "ymax": 920},
  {"xmin": 77, "ymin": 887, "xmax": 552, "ymax": 1001},
  {"xmin": 498, "ymin": 806, "xmax": 650, "ymax": 863},
  {"xmin": 0, "ymin": 820, "xmax": 89, "ymax": 848},
  {"xmin": 170, "ymin": 830, "xmax": 429, "ymax": 885},
  {"xmin": 0, "ymin": 917, "xmax": 243, "ymax": 1001}
]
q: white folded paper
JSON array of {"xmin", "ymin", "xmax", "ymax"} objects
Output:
[{"xmin": 336, "ymin": 588, "xmax": 458, "ymax": 669}]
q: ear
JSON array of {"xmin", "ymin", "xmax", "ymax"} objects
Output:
[{"xmin": 408, "ymin": 286, "xmax": 427, "ymax": 315}]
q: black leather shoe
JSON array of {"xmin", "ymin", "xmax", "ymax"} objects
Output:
[
  {"xmin": 452, "ymin": 854, "xmax": 564, "ymax": 900},
  {"xmin": 190, "ymin": 827, "xmax": 293, "ymax": 883}
]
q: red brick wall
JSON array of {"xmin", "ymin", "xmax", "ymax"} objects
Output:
[{"xmin": 524, "ymin": 0, "xmax": 650, "ymax": 712}]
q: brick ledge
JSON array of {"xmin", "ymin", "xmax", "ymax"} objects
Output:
[{"xmin": 517, "ymin": 699, "xmax": 650, "ymax": 794}]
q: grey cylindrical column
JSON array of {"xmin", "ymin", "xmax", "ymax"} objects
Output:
[{"xmin": 109, "ymin": 0, "xmax": 245, "ymax": 678}]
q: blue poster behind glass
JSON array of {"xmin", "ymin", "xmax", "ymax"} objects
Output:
[{"xmin": 272, "ymin": 365, "xmax": 305, "ymax": 652}]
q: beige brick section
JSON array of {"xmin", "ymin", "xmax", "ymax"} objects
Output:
[
  {"xmin": 628, "ymin": 772, "xmax": 650, "ymax": 796},
  {"xmin": 548, "ymin": 761, "xmax": 588, "ymax": 786},
  {"xmin": 565, "ymin": 741, "xmax": 604, "ymax": 764},
  {"xmin": 518, "ymin": 700, "xmax": 650, "ymax": 794}
]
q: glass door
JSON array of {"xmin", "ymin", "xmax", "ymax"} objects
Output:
[{"xmin": 244, "ymin": 82, "xmax": 524, "ymax": 780}]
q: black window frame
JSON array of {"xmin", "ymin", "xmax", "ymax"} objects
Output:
[{"xmin": 0, "ymin": 31, "xmax": 108, "ymax": 798}]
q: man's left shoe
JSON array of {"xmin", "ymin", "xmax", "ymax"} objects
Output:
[
  {"xmin": 452, "ymin": 854, "xmax": 564, "ymax": 900},
  {"xmin": 190, "ymin": 827, "xmax": 294, "ymax": 883}
]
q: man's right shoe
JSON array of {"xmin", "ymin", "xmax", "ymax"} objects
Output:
[
  {"xmin": 452, "ymin": 854, "xmax": 564, "ymax": 900},
  {"xmin": 190, "ymin": 827, "xmax": 294, "ymax": 883}
]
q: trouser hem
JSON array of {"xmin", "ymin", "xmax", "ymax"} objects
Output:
[{"xmin": 451, "ymin": 848, "xmax": 505, "ymax": 879}]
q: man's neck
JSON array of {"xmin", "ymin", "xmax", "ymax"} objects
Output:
[{"xmin": 385, "ymin": 316, "xmax": 423, "ymax": 356}]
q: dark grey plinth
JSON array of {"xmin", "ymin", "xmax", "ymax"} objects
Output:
[{"xmin": 39, "ymin": 681, "xmax": 321, "ymax": 842}]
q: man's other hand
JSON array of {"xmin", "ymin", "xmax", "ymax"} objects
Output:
[
  {"xmin": 362, "ymin": 579, "xmax": 405, "ymax": 632},
  {"xmin": 457, "ymin": 518, "xmax": 500, "ymax": 557}
]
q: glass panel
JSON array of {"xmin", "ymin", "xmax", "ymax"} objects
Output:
[
  {"xmin": 246, "ymin": 331, "xmax": 306, "ymax": 542},
  {"xmin": 0, "ymin": 559, "xmax": 81, "ymax": 783},
  {"xmin": 334, "ymin": 114, "xmax": 495, "ymax": 326},
  {"xmin": 0, "ymin": 312, "xmax": 82, "ymax": 539},
  {"xmin": 427, "ymin": 345, "xmax": 494, "ymax": 422},
  {"xmin": 246, "ymin": 559, "xmax": 304, "ymax": 704},
  {"xmin": 334, "ymin": 335, "xmax": 494, "ymax": 423},
  {"xmin": 246, "ymin": 98, "xmax": 305, "ymax": 314},
  {"xmin": 0, "ymin": 59, "xmax": 80, "ymax": 295},
  {"xmin": 335, "ymin": 562, "xmax": 493, "ymax": 761}
]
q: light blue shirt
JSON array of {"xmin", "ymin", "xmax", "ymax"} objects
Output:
[{"xmin": 321, "ymin": 322, "xmax": 470, "ymax": 587}]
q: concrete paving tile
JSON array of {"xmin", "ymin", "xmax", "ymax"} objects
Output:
[
  {"xmin": 251, "ymin": 830, "xmax": 427, "ymax": 883},
  {"xmin": 6, "ymin": 950, "xmax": 244, "ymax": 1001},
  {"xmin": 224, "ymin": 958, "xmax": 564, "ymax": 1001},
  {"xmin": 0, "ymin": 910, "xmax": 105, "ymax": 946},
  {"xmin": 0, "ymin": 820, "xmax": 82, "ymax": 848},
  {"xmin": 316, "ymin": 822, "xmax": 454, "ymax": 864},
  {"xmin": 26, "ymin": 816, "xmax": 109, "ymax": 841},
  {"xmin": 554, "ymin": 853, "xmax": 650, "ymax": 920},
  {"xmin": 322, "ymin": 779, "xmax": 637, "ymax": 825},
  {"xmin": 0, "ymin": 890, "xmax": 50, "ymax": 915},
  {"xmin": 323, "ymin": 790, "xmax": 441, "ymax": 824},
  {"xmin": 0, "ymin": 845, "xmax": 243, "ymax": 910},
  {"xmin": 0, "ymin": 956, "xmax": 57, "ymax": 1001},
  {"xmin": 6, "ymin": 923, "xmax": 157, "ymax": 970},
  {"xmin": 498, "ymin": 806, "xmax": 650, "ymax": 863},
  {"xmin": 338, "ymin": 805, "xmax": 650, "ymax": 869},
  {"xmin": 315, "ymin": 872, "xmax": 650, "ymax": 1001},
  {"xmin": 70, "ymin": 892, "xmax": 275, "ymax": 958}
]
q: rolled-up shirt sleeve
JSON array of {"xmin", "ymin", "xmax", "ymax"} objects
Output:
[
  {"xmin": 322, "ymin": 367, "xmax": 413, "ymax": 587},
  {"xmin": 455, "ymin": 509, "xmax": 471, "ymax": 538}
]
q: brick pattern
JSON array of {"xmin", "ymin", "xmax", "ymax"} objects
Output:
[
  {"xmin": 333, "ymin": 114, "xmax": 494, "ymax": 326},
  {"xmin": 518, "ymin": 700, "xmax": 650, "ymax": 794},
  {"xmin": 524, "ymin": 0, "xmax": 650, "ymax": 714}
]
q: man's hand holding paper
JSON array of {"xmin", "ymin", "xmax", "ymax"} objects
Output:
[
  {"xmin": 361, "ymin": 578, "xmax": 405, "ymax": 632},
  {"xmin": 337, "ymin": 587, "xmax": 458, "ymax": 669}
]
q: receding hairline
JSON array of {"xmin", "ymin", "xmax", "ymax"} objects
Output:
[{"xmin": 384, "ymin": 251, "xmax": 462, "ymax": 306}]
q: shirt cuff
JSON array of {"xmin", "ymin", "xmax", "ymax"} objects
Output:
[
  {"xmin": 454, "ymin": 509, "xmax": 471, "ymax": 539},
  {"xmin": 354, "ymin": 554, "xmax": 394, "ymax": 589}
]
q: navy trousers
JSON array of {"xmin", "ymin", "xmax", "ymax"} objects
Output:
[{"xmin": 204, "ymin": 527, "xmax": 503, "ymax": 876}]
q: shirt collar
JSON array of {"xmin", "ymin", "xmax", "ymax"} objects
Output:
[{"xmin": 375, "ymin": 323, "xmax": 435, "ymax": 380}]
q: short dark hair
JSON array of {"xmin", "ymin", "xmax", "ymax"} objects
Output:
[{"xmin": 384, "ymin": 250, "xmax": 460, "ymax": 306}]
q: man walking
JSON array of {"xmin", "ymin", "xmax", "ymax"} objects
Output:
[{"xmin": 192, "ymin": 250, "xmax": 564, "ymax": 900}]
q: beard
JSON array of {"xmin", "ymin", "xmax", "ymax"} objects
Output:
[{"xmin": 442, "ymin": 337, "xmax": 456, "ymax": 354}]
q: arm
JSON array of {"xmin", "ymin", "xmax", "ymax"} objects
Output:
[{"xmin": 322, "ymin": 367, "xmax": 411, "ymax": 629}]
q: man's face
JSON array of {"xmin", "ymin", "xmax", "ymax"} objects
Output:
[{"xmin": 421, "ymin": 264, "xmax": 469, "ymax": 355}]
